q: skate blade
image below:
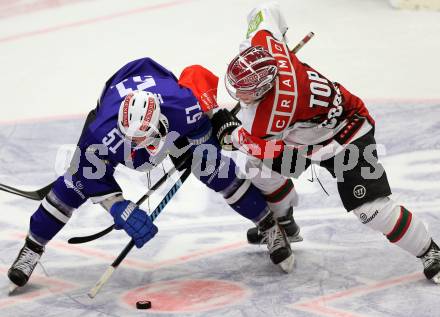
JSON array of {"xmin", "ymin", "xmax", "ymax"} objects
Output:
[
  {"xmin": 432, "ymin": 272, "xmax": 440, "ymax": 284},
  {"xmin": 289, "ymin": 234, "xmax": 303, "ymax": 243},
  {"xmin": 278, "ymin": 254, "xmax": 295, "ymax": 273},
  {"xmin": 250, "ymin": 234, "xmax": 304, "ymax": 245},
  {"xmin": 8, "ymin": 283, "xmax": 19, "ymax": 295}
]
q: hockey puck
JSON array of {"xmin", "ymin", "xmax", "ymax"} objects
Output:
[{"xmin": 136, "ymin": 300, "xmax": 152, "ymax": 309}]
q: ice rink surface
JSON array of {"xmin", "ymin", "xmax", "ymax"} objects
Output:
[{"xmin": 0, "ymin": 0, "xmax": 439, "ymax": 316}]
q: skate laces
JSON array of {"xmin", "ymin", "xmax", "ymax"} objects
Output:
[
  {"xmin": 13, "ymin": 247, "xmax": 41, "ymax": 276},
  {"xmin": 261, "ymin": 225, "xmax": 284, "ymax": 252},
  {"xmin": 422, "ymin": 249, "xmax": 440, "ymax": 269}
]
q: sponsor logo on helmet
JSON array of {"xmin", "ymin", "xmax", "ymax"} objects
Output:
[
  {"xmin": 353, "ymin": 185, "xmax": 366, "ymax": 199},
  {"xmin": 122, "ymin": 93, "xmax": 134, "ymax": 128},
  {"xmin": 240, "ymin": 73, "xmax": 260, "ymax": 86}
]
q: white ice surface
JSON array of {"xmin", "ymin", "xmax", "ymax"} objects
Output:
[{"xmin": 0, "ymin": 1, "xmax": 440, "ymax": 316}]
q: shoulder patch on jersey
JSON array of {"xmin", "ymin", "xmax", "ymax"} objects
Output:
[{"xmin": 246, "ymin": 11, "xmax": 263, "ymax": 39}]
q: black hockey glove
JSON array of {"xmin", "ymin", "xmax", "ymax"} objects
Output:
[
  {"xmin": 211, "ymin": 109, "xmax": 241, "ymax": 151},
  {"xmin": 169, "ymin": 136, "xmax": 193, "ymax": 171}
]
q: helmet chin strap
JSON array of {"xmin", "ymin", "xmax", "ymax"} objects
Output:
[{"xmin": 158, "ymin": 114, "xmax": 169, "ymax": 136}]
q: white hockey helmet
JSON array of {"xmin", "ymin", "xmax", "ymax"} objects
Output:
[{"xmin": 118, "ymin": 90, "xmax": 161, "ymax": 147}]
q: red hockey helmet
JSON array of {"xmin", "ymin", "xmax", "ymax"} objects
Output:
[{"xmin": 225, "ymin": 46, "xmax": 278, "ymax": 102}]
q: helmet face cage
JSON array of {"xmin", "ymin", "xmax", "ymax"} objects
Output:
[
  {"xmin": 225, "ymin": 46, "xmax": 278, "ymax": 102},
  {"xmin": 129, "ymin": 126, "xmax": 161, "ymax": 150},
  {"xmin": 134, "ymin": 114, "xmax": 169, "ymax": 152}
]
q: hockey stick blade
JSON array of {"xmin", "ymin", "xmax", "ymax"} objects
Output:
[
  {"xmin": 0, "ymin": 181, "xmax": 53, "ymax": 201},
  {"xmin": 88, "ymin": 266, "xmax": 115, "ymax": 298},
  {"xmin": 88, "ymin": 168, "xmax": 192, "ymax": 298},
  {"xmin": 68, "ymin": 224, "xmax": 115, "ymax": 244},
  {"xmin": 67, "ymin": 166, "xmax": 179, "ymax": 244}
]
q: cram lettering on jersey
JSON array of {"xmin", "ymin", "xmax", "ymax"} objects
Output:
[{"xmin": 265, "ymin": 36, "xmax": 297, "ymax": 135}]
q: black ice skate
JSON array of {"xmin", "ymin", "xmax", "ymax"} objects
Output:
[
  {"xmin": 418, "ymin": 240, "xmax": 440, "ymax": 284},
  {"xmin": 248, "ymin": 208, "xmax": 303, "ymax": 245},
  {"xmin": 8, "ymin": 237, "xmax": 45, "ymax": 292},
  {"xmin": 258, "ymin": 212, "xmax": 294, "ymax": 273}
]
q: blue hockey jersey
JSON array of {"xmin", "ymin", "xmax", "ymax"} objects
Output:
[{"xmin": 81, "ymin": 57, "xmax": 209, "ymax": 170}]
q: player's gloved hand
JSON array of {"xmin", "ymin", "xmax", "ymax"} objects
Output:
[
  {"xmin": 169, "ymin": 136, "xmax": 193, "ymax": 171},
  {"xmin": 211, "ymin": 109, "xmax": 241, "ymax": 151},
  {"xmin": 110, "ymin": 200, "xmax": 158, "ymax": 248}
]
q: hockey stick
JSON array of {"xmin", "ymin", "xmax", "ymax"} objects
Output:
[
  {"xmin": 68, "ymin": 165, "xmax": 179, "ymax": 244},
  {"xmin": 0, "ymin": 181, "xmax": 54, "ymax": 201},
  {"xmin": 88, "ymin": 167, "xmax": 192, "ymax": 298}
]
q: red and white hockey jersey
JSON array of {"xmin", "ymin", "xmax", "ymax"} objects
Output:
[{"xmin": 230, "ymin": 3, "xmax": 374, "ymax": 161}]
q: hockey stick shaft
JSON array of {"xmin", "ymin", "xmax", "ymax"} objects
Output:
[
  {"xmin": 68, "ymin": 166, "xmax": 178, "ymax": 244},
  {"xmin": 137, "ymin": 165, "xmax": 178, "ymax": 206},
  {"xmin": 87, "ymin": 167, "xmax": 192, "ymax": 298},
  {"xmin": 291, "ymin": 31, "xmax": 314, "ymax": 54}
]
